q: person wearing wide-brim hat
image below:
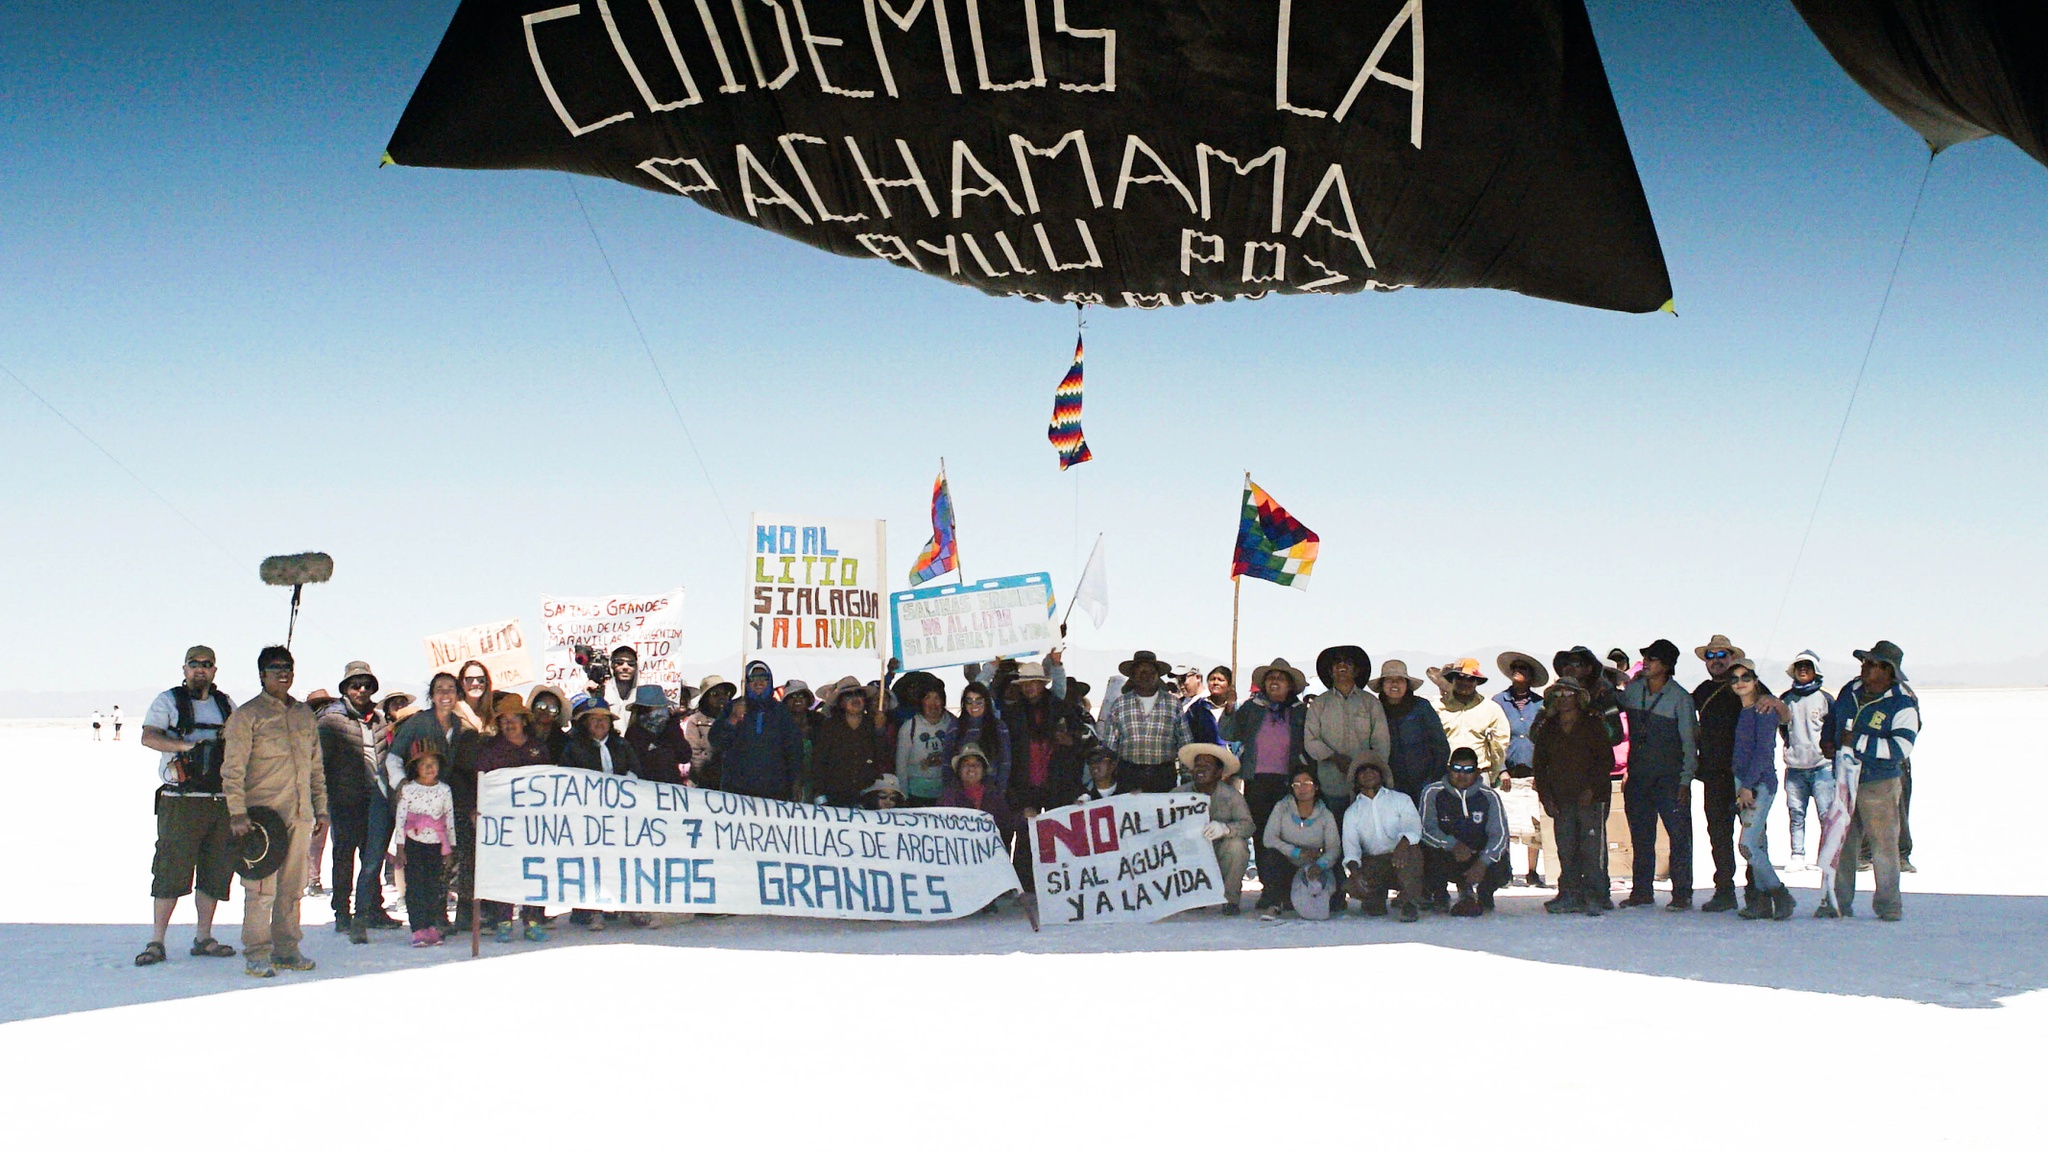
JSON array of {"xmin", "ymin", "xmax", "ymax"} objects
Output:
[
  {"xmin": 937, "ymin": 744, "xmax": 1019, "ymax": 850},
  {"xmin": 861, "ymin": 773, "xmax": 906, "ymax": 809},
  {"xmin": 619, "ymin": 684, "xmax": 688, "ymax": 787},
  {"xmin": 1366, "ymin": 660, "xmax": 1448, "ymax": 803},
  {"xmin": 1531, "ymin": 676, "xmax": 1614, "ymax": 915},
  {"xmin": 1304, "ymin": 647, "xmax": 1390, "ymax": 906},
  {"xmin": 1230, "ymin": 658, "xmax": 1312, "ymax": 911},
  {"xmin": 1490, "ymin": 653, "xmax": 1551, "ymax": 889},
  {"xmin": 1175, "ymin": 743, "xmax": 1254, "ymax": 913},
  {"xmin": 316, "ymin": 661, "xmax": 397, "ymax": 941},
  {"xmin": 1689, "ymin": 636, "xmax": 1780, "ymax": 914},
  {"xmin": 1427, "ymin": 658, "xmax": 1510, "ymax": 788},
  {"xmin": 684, "ymin": 676, "xmax": 736, "ymax": 789},
  {"xmin": 562, "ymin": 699, "xmax": 643, "ymax": 781},
  {"xmin": 1819, "ymin": 641, "xmax": 1920, "ymax": 922},
  {"xmin": 1098, "ymin": 650, "xmax": 1191, "ymax": 794}
]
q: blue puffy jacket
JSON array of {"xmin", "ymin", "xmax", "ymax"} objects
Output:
[{"xmin": 711, "ymin": 661, "xmax": 804, "ymax": 799}]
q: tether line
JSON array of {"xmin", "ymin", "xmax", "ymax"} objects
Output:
[
  {"xmin": 565, "ymin": 174, "xmax": 740, "ymax": 547},
  {"xmin": 1764, "ymin": 152, "xmax": 1935, "ymax": 658}
]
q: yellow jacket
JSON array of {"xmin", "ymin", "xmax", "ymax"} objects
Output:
[
  {"xmin": 1436, "ymin": 692, "xmax": 1511, "ymax": 779},
  {"xmin": 222, "ymin": 692, "xmax": 327, "ymax": 825}
]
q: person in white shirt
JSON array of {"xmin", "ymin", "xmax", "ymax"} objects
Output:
[{"xmin": 1340, "ymin": 758, "xmax": 1426, "ymax": 921}]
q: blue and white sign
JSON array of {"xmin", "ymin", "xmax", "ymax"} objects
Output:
[{"xmin": 890, "ymin": 573, "xmax": 1058, "ymax": 672}]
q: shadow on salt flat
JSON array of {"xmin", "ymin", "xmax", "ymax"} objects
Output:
[{"xmin": 7, "ymin": 887, "xmax": 2044, "ymax": 1023}]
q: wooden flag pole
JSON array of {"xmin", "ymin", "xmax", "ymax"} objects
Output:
[{"xmin": 1231, "ymin": 471, "xmax": 1247, "ymax": 690}]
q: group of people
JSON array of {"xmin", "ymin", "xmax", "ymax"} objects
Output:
[{"xmin": 134, "ymin": 631, "xmax": 1920, "ymax": 976}]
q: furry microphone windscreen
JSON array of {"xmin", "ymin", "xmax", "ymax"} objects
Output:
[{"xmin": 259, "ymin": 553, "xmax": 333, "ymax": 587}]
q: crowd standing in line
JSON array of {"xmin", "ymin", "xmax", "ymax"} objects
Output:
[{"xmin": 134, "ymin": 634, "xmax": 1921, "ymax": 974}]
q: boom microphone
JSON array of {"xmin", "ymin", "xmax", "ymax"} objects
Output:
[{"xmin": 260, "ymin": 552, "xmax": 334, "ymax": 649}]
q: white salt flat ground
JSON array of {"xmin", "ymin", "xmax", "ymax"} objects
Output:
[{"xmin": 2, "ymin": 690, "xmax": 2043, "ymax": 1149}]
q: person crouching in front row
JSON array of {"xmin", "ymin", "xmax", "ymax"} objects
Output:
[
  {"xmin": 1341, "ymin": 758, "xmax": 1426, "ymax": 921},
  {"xmin": 393, "ymin": 751, "xmax": 455, "ymax": 947},
  {"xmin": 1419, "ymin": 748, "xmax": 1510, "ymax": 916},
  {"xmin": 1176, "ymin": 743, "xmax": 1254, "ymax": 915}
]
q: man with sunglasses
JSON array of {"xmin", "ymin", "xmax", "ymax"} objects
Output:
[
  {"xmin": 605, "ymin": 645, "xmax": 641, "ymax": 707},
  {"xmin": 136, "ymin": 646, "xmax": 239, "ymax": 966},
  {"xmin": 221, "ymin": 646, "xmax": 329, "ymax": 977},
  {"xmin": 1691, "ymin": 636, "xmax": 1787, "ymax": 913}
]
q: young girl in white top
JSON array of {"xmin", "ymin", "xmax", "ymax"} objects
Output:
[{"xmin": 393, "ymin": 751, "xmax": 456, "ymax": 946}]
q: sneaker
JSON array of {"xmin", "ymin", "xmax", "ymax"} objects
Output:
[
  {"xmin": 1738, "ymin": 897, "xmax": 1771, "ymax": 920},
  {"xmin": 425, "ymin": 927, "xmax": 443, "ymax": 946},
  {"xmin": 524, "ymin": 922, "xmax": 550, "ymax": 941},
  {"xmin": 1525, "ymin": 871, "xmax": 1546, "ymax": 889},
  {"xmin": 1543, "ymin": 895, "xmax": 1581, "ymax": 914},
  {"xmin": 1666, "ymin": 895, "xmax": 1693, "ymax": 912},
  {"xmin": 364, "ymin": 913, "xmax": 404, "ymax": 931},
  {"xmin": 1619, "ymin": 891, "xmax": 1656, "ymax": 909},
  {"xmin": 1700, "ymin": 890, "xmax": 1739, "ymax": 913},
  {"xmin": 273, "ymin": 953, "xmax": 316, "ymax": 972},
  {"xmin": 1218, "ymin": 903, "xmax": 1242, "ymax": 917},
  {"xmin": 1449, "ymin": 896, "xmax": 1482, "ymax": 918},
  {"xmin": 1396, "ymin": 902, "xmax": 1419, "ymax": 923},
  {"xmin": 1900, "ymin": 857, "xmax": 1917, "ymax": 874},
  {"xmin": 305, "ymin": 882, "xmax": 325, "ymax": 897},
  {"xmin": 1259, "ymin": 907, "xmax": 1282, "ymax": 922},
  {"xmin": 244, "ymin": 960, "xmax": 276, "ymax": 978},
  {"xmin": 495, "ymin": 921, "xmax": 516, "ymax": 944},
  {"xmin": 349, "ymin": 921, "xmax": 370, "ymax": 945},
  {"xmin": 1587, "ymin": 894, "xmax": 1616, "ymax": 912},
  {"xmin": 1509, "ymin": 874, "xmax": 1530, "ymax": 888},
  {"xmin": 411, "ymin": 930, "xmax": 433, "ymax": 948},
  {"xmin": 332, "ymin": 915, "xmax": 350, "ymax": 934},
  {"xmin": 1877, "ymin": 908, "xmax": 1902, "ymax": 922},
  {"xmin": 1814, "ymin": 901, "xmax": 1840, "ymax": 920}
]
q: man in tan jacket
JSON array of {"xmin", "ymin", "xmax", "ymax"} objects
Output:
[{"xmin": 222, "ymin": 646, "xmax": 328, "ymax": 977}]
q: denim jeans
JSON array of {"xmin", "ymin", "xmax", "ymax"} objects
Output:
[
  {"xmin": 1782, "ymin": 767, "xmax": 1835, "ymax": 857},
  {"xmin": 1624, "ymin": 773, "xmax": 1692, "ymax": 899},
  {"xmin": 355, "ymin": 791, "xmax": 395, "ymax": 922},
  {"xmin": 1738, "ymin": 781, "xmax": 1780, "ymax": 892}
]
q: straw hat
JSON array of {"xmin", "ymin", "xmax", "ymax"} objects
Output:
[
  {"xmin": 1496, "ymin": 651, "xmax": 1551, "ymax": 688},
  {"xmin": 1177, "ymin": 742, "xmax": 1240, "ymax": 779},
  {"xmin": 492, "ymin": 695, "xmax": 532, "ymax": 721},
  {"xmin": 818, "ymin": 675, "xmax": 864, "ymax": 710},
  {"xmin": 1250, "ymin": 657, "xmax": 1307, "ymax": 695},
  {"xmin": 950, "ymin": 743, "xmax": 992, "ymax": 773},
  {"xmin": 1012, "ymin": 661, "xmax": 1051, "ymax": 685},
  {"xmin": 1694, "ymin": 634, "xmax": 1746, "ymax": 661},
  {"xmin": 1369, "ymin": 659, "xmax": 1423, "ymax": 694},
  {"xmin": 697, "ymin": 674, "xmax": 735, "ymax": 697}
]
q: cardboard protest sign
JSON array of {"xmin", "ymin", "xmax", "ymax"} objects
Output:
[
  {"xmin": 890, "ymin": 573, "xmax": 1058, "ymax": 672},
  {"xmin": 423, "ymin": 617, "xmax": 534, "ymax": 689},
  {"xmin": 538, "ymin": 590, "xmax": 686, "ymax": 697},
  {"xmin": 477, "ymin": 765, "xmax": 1018, "ymax": 919},
  {"xmin": 1032, "ymin": 793, "xmax": 1224, "ymax": 925},
  {"xmin": 746, "ymin": 514, "xmax": 887, "ymax": 685}
]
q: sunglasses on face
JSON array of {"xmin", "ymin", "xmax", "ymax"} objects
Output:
[
  {"xmin": 186, "ymin": 660, "xmax": 215, "ymax": 670},
  {"xmin": 1703, "ymin": 649, "xmax": 1732, "ymax": 661},
  {"xmin": 1731, "ymin": 672, "xmax": 1756, "ymax": 683},
  {"xmin": 261, "ymin": 664, "xmax": 293, "ymax": 674},
  {"xmin": 462, "ymin": 675, "xmax": 488, "ymax": 685}
]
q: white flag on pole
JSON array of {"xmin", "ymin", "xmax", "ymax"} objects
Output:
[{"xmin": 1072, "ymin": 534, "xmax": 1108, "ymax": 629}]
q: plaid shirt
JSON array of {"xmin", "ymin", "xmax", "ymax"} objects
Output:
[{"xmin": 1100, "ymin": 689, "xmax": 1190, "ymax": 765}]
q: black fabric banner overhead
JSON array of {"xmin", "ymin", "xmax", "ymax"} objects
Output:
[
  {"xmin": 1792, "ymin": 0, "xmax": 2046, "ymax": 169},
  {"xmin": 386, "ymin": 0, "xmax": 1672, "ymax": 312}
]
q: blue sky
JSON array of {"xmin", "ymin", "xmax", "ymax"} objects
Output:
[{"xmin": 3, "ymin": 1, "xmax": 2043, "ymax": 696}]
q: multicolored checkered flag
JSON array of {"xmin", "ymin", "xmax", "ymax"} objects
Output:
[
  {"xmin": 1232, "ymin": 479, "xmax": 1318, "ymax": 588},
  {"xmin": 1047, "ymin": 334, "xmax": 1092, "ymax": 470},
  {"xmin": 909, "ymin": 464, "xmax": 958, "ymax": 587}
]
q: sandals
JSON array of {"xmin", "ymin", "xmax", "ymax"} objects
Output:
[
  {"xmin": 190, "ymin": 937, "xmax": 237, "ymax": 959},
  {"xmin": 135, "ymin": 941, "xmax": 168, "ymax": 966}
]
